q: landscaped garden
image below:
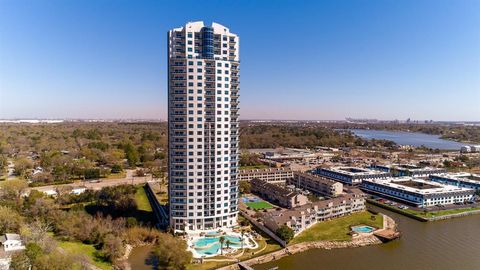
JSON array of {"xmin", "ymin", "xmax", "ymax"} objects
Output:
[
  {"xmin": 290, "ymin": 211, "xmax": 383, "ymax": 244},
  {"xmin": 245, "ymin": 200, "xmax": 274, "ymax": 210}
]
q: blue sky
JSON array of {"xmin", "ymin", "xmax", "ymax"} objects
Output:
[{"xmin": 0, "ymin": 0, "xmax": 479, "ymax": 121}]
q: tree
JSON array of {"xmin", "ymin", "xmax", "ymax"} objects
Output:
[
  {"xmin": 111, "ymin": 164, "xmax": 123, "ymax": 174},
  {"xmin": 101, "ymin": 234, "xmax": 125, "ymax": 262},
  {"xmin": 123, "ymin": 142, "xmax": 139, "ymax": 168},
  {"xmin": 153, "ymin": 233, "xmax": 192, "ymax": 270},
  {"xmin": 276, "ymin": 225, "xmax": 294, "ymax": 243},
  {"xmin": 135, "ymin": 169, "xmax": 145, "ymax": 177},
  {"xmin": 0, "ymin": 155, "xmax": 7, "ymax": 172},
  {"xmin": 226, "ymin": 239, "xmax": 231, "ymax": 249},
  {"xmin": 0, "ymin": 205, "xmax": 24, "ymax": 235},
  {"xmin": 239, "ymin": 181, "xmax": 251, "ymax": 194},
  {"xmin": 219, "ymin": 236, "xmax": 225, "ymax": 255},
  {"xmin": 14, "ymin": 157, "xmax": 33, "ymax": 178},
  {"xmin": 0, "ymin": 179, "xmax": 28, "ymax": 200},
  {"xmin": 9, "ymin": 251, "xmax": 30, "ymax": 270}
]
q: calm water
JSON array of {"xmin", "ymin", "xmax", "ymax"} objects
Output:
[
  {"xmin": 255, "ymin": 206, "xmax": 480, "ymax": 270},
  {"xmin": 349, "ymin": 129, "xmax": 466, "ymax": 150},
  {"xmin": 128, "ymin": 245, "xmax": 157, "ymax": 270}
]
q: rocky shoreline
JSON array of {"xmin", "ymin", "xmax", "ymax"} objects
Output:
[
  {"xmin": 216, "ymin": 213, "xmax": 398, "ymax": 270},
  {"xmin": 216, "ymin": 236, "xmax": 382, "ymax": 270}
]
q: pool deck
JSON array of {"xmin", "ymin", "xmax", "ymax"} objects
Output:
[{"xmin": 186, "ymin": 228, "xmax": 258, "ymax": 258}]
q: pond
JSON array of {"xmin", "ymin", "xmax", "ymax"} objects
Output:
[{"xmin": 127, "ymin": 245, "xmax": 158, "ymax": 270}]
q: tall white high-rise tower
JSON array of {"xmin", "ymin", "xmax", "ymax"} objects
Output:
[{"xmin": 167, "ymin": 22, "xmax": 240, "ymax": 231}]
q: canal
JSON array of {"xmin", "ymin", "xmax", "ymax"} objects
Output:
[{"xmin": 254, "ymin": 206, "xmax": 480, "ymax": 270}]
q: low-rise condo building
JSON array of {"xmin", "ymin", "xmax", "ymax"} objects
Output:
[
  {"xmin": 239, "ymin": 167, "xmax": 293, "ymax": 184},
  {"xmin": 430, "ymin": 173, "xmax": 480, "ymax": 190},
  {"xmin": 263, "ymin": 191, "xmax": 366, "ymax": 235},
  {"xmin": 287, "ymin": 171, "xmax": 343, "ymax": 197},
  {"xmin": 250, "ymin": 178, "xmax": 308, "ymax": 209},
  {"xmin": 371, "ymin": 164, "xmax": 446, "ymax": 177},
  {"xmin": 361, "ymin": 177, "xmax": 475, "ymax": 208},
  {"xmin": 316, "ymin": 166, "xmax": 390, "ymax": 185}
]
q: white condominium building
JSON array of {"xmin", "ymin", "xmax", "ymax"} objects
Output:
[{"xmin": 168, "ymin": 21, "xmax": 240, "ymax": 231}]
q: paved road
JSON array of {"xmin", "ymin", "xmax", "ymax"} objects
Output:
[{"xmin": 25, "ymin": 171, "xmax": 154, "ymax": 194}]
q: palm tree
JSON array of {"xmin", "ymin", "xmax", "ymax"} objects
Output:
[
  {"xmin": 219, "ymin": 236, "xmax": 225, "ymax": 255},
  {"xmin": 226, "ymin": 240, "xmax": 231, "ymax": 249}
]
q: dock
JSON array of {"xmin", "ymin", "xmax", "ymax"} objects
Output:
[
  {"xmin": 373, "ymin": 213, "xmax": 401, "ymax": 242},
  {"xmin": 374, "ymin": 229, "xmax": 401, "ymax": 242}
]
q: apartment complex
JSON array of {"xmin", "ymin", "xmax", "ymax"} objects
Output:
[
  {"xmin": 239, "ymin": 167, "xmax": 293, "ymax": 183},
  {"xmin": 287, "ymin": 172, "xmax": 343, "ymax": 197},
  {"xmin": 250, "ymin": 178, "xmax": 308, "ymax": 209},
  {"xmin": 430, "ymin": 173, "xmax": 480, "ymax": 190},
  {"xmin": 263, "ymin": 191, "xmax": 366, "ymax": 235},
  {"xmin": 316, "ymin": 166, "xmax": 390, "ymax": 185},
  {"xmin": 361, "ymin": 177, "xmax": 474, "ymax": 208},
  {"xmin": 371, "ymin": 164, "xmax": 446, "ymax": 177},
  {"xmin": 168, "ymin": 22, "xmax": 240, "ymax": 230}
]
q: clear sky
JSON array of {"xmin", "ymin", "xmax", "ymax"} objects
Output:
[{"xmin": 1, "ymin": 0, "xmax": 479, "ymax": 121}]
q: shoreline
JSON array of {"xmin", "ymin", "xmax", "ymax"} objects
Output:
[
  {"xmin": 215, "ymin": 213, "xmax": 397, "ymax": 270},
  {"xmin": 347, "ymin": 128, "xmax": 472, "ymax": 149},
  {"xmin": 215, "ymin": 236, "xmax": 382, "ymax": 270},
  {"xmin": 367, "ymin": 199, "xmax": 480, "ymax": 222}
]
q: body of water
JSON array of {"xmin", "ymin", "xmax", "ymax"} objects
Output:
[
  {"xmin": 349, "ymin": 129, "xmax": 466, "ymax": 150},
  {"xmin": 255, "ymin": 206, "xmax": 480, "ymax": 270},
  {"xmin": 128, "ymin": 245, "xmax": 157, "ymax": 270}
]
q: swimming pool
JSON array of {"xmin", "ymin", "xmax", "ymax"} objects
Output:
[
  {"xmin": 351, "ymin": 225, "xmax": 375, "ymax": 233},
  {"xmin": 242, "ymin": 196, "xmax": 261, "ymax": 203},
  {"xmin": 193, "ymin": 235, "xmax": 245, "ymax": 256}
]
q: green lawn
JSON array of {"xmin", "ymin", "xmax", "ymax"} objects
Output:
[
  {"xmin": 135, "ymin": 186, "xmax": 153, "ymax": 212},
  {"xmin": 422, "ymin": 207, "xmax": 480, "ymax": 218},
  {"xmin": 245, "ymin": 201, "xmax": 274, "ymax": 210},
  {"xmin": 402, "ymin": 205, "xmax": 480, "ymax": 218},
  {"xmin": 290, "ymin": 211, "xmax": 383, "ymax": 244},
  {"xmin": 240, "ymin": 165, "xmax": 269, "ymax": 170},
  {"xmin": 58, "ymin": 241, "xmax": 112, "ymax": 270},
  {"xmin": 104, "ymin": 172, "xmax": 127, "ymax": 179}
]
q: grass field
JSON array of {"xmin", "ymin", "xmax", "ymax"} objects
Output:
[
  {"xmin": 135, "ymin": 185, "xmax": 153, "ymax": 212},
  {"xmin": 104, "ymin": 172, "xmax": 127, "ymax": 179},
  {"xmin": 290, "ymin": 211, "xmax": 383, "ymax": 244},
  {"xmin": 58, "ymin": 241, "xmax": 112, "ymax": 270},
  {"xmin": 245, "ymin": 201, "xmax": 274, "ymax": 210}
]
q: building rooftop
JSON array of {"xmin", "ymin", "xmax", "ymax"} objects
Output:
[
  {"xmin": 376, "ymin": 164, "xmax": 445, "ymax": 173},
  {"xmin": 364, "ymin": 177, "xmax": 474, "ymax": 195},
  {"xmin": 263, "ymin": 193, "xmax": 362, "ymax": 226},
  {"xmin": 322, "ymin": 166, "xmax": 388, "ymax": 176},
  {"xmin": 251, "ymin": 178, "xmax": 298, "ymax": 199},
  {"xmin": 240, "ymin": 167, "xmax": 292, "ymax": 173},
  {"xmin": 432, "ymin": 172, "xmax": 480, "ymax": 184},
  {"xmin": 294, "ymin": 171, "xmax": 339, "ymax": 185},
  {"xmin": 0, "ymin": 234, "xmax": 21, "ymax": 243}
]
